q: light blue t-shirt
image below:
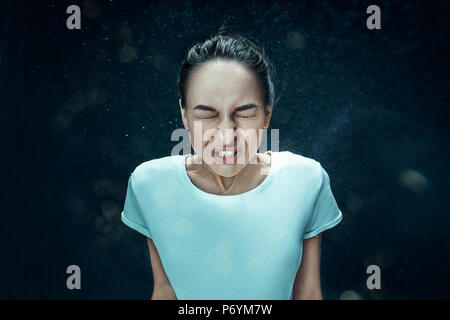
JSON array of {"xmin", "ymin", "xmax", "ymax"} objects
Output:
[{"xmin": 121, "ymin": 151, "xmax": 343, "ymax": 300}]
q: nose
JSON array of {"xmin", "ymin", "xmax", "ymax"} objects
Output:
[{"xmin": 216, "ymin": 120, "xmax": 236, "ymax": 148}]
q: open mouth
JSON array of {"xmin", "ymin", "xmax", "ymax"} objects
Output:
[{"xmin": 211, "ymin": 148, "xmax": 238, "ymax": 163}]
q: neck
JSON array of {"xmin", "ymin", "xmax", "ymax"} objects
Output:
[{"xmin": 202, "ymin": 153, "xmax": 261, "ymax": 194}]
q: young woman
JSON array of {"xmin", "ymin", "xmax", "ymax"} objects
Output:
[{"xmin": 121, "ymin": 25, "xmax": 343, "ymax": 300}]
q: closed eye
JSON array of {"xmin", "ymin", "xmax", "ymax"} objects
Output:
[
  {"xmin": 235, "ymin": 110, "xmax": 257, "ymax": 118},
  {"xmin": 193, "ymin": 105, "xmax": 218, "ymax": 119},
  {"xmin": 196, "ymin": 112, "xmax": 218, "ymax": 119},
  {"xmin": 234, "ymin": 104, "xmax": 258, "ymax": 118}
]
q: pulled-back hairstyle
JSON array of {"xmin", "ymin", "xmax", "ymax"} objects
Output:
[{"xmin": 178, "ymin": 24, "xmax": 277, "ymax": 112}]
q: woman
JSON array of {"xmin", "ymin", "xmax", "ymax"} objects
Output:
[{"xmin": 121, "ymin": 25, "xmax": 343, "ymax": 300}]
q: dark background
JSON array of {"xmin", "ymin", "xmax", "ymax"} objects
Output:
[{"xmin": 1, "ymin": 0, "xmax": 449, "ymax": 299}]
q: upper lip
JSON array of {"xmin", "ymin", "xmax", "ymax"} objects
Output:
[{"xmin": 214, "ymin": 148, "xmax": 237, "ymax": 152}]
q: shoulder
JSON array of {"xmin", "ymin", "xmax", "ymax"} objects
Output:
[
  {"xmin": 275, "ymin": 151, "xmax": 321, "ymax": 174},
  {"xmin": 273, "ymin": 151, "xmax": 323, "ymax": 186},
  {"xmin": 130, "ymin": 154, "xmax": 183, "ymax": 188}
]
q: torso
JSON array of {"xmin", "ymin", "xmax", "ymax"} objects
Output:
[{"xmin": 124, "ymin": 151, "xmax": 335, "ymax": 299}]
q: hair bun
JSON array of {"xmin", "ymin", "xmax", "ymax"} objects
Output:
[{"xmin": 214, "ymin": 23, "xmax": 233, "ymax": 37}]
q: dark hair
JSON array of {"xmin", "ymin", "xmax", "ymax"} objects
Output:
[{"xmin": 178, "ymin": 24, "xmax": 277, "ymax": 112}]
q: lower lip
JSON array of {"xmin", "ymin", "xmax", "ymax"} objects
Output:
[{"xmin": 212, "ymin": 149, "xmax": 239, "ymax": 164}]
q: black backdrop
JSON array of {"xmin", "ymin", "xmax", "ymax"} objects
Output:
[{"xmin": 1, "ymin": 0, "xmax": 449, "ymax": 299}]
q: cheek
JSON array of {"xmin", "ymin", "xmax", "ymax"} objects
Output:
[
  {"xmin": 201, "ymin": 128, "xmax": 216, "ymax": 144},
  {"xmin": 188, "ymin": 126, "xmax": 216, "ymax": 149},
  {"xmin": 236, "ymin": 130, "xmax": 262, "ymax": 151},
  {"xmin": 234, "ymin": 123, "xmax": 265, "ymax": 150},
  {"xmin": 187, "ymin": 118, "xmax": 212, "ymax": 137}
]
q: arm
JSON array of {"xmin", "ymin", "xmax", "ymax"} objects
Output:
[
  {"xmin": 292, "ymin": 233, "xmax": 323, "ymax": 300},
  {"xmin": 146, "ymin": 237, "xmax": 178, "ymax": 300}
]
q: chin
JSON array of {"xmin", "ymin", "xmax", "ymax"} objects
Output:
[{"xmin": 209, "ymin": 163, "xmax": 245, "ymax": 178}]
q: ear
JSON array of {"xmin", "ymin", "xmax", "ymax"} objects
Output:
[
  {"xmin": 263, "ymin": 106, "xmax": 273, "ymax": 128},
  {"xmin": 179, "ymin": 98, "xmax": 189, "ymax": 130}
]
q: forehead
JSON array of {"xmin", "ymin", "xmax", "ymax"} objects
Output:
[{"xmin": 186, "ymin": 59, "xmax": 263, "ymax": 108}]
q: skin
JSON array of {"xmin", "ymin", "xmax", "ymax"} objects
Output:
[
  {"xmin": 147, "ymin": 238, "xmax": 177, "ymax": 300},
  {"xmin": 180, "ymin": 59, "xmax": 272, "ymax": 194},
  {"xmin": 292, "ymin": 234, "xmax": 323, "ymax": 299},
  {"xmin": 148, "ymin": 59, "xmax": 323, "ymax": 300}
]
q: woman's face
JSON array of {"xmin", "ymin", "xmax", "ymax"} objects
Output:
[{"xmin": 180, "ymin": 59, "xmax": 272, "ymax": 177}]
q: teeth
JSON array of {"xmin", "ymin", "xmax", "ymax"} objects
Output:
[{"xmin": 219, "ymin": 150, "xmax": 234, "ymax": 157}]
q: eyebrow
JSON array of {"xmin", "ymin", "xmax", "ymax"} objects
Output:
[{"xmin": 193, "ymin": 103, "xmax": 259, "ymax": 112}]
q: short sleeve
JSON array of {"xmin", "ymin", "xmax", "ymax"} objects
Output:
[
  {"xmin": 303, "ymin": 164, "xmax": 343, "ymax": 239},
  {"xmin": 121, "ymin": 173, "xmax": 152, "ymax": 239}
]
